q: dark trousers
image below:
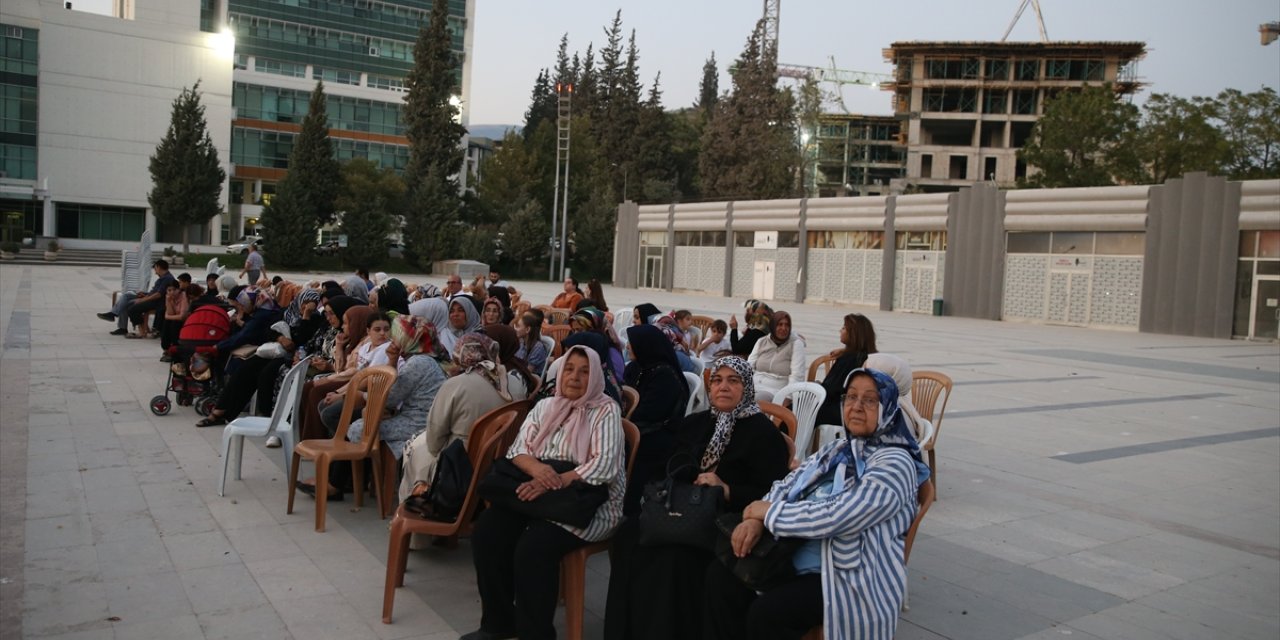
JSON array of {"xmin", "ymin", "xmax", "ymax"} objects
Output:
[
  {"xmin": 127, "ymin": 296, "xmax": 164, "ymax": 332},
  {"xmin": 703, "ymin": 561, "xmax": 823, "ymax": 640},
  {"xmin": 161, "ymin": 319, "xmax": 181, "ymax": 351},
  {"xmin": 472, "ymin": 505, "xmax": 589, "ymax": 640},
  {"xmin": 215, "ymin": 356, "xmax": 285, "ymax": 421}
]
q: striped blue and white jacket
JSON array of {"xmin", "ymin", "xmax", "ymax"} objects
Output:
[{"xmin": 762, "ymin": 441, "xmax": 919, "ymax": 640}]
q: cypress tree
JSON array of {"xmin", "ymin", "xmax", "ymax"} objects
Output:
[
  {"xmin": 260, "ymin": 82, "xmax": 340, "ymax": 267},
  {"xmin": 696, "ymin": 52, "xmax": 719, "ymax": 114},
  {"xmin": 401, "ymin": 0, "xmax": 466, "ymax": 268},
  {"xmin": 148, "ymin": 81, "xmax": 225, "ymax": 252}
]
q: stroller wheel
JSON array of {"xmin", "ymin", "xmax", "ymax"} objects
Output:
[
  {"xmin": 150, "ymin": 395, "xmax": 172, "ymax": 416},
  {"xmin": 196, "ymin": 397, "xmax": 218, "ymax": 417}
]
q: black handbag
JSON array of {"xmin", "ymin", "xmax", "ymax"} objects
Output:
[
  {"xmin": 403, "ymin": 439, "xmax": 473, "ymax": 522},
  {"xmin": 638, "ymin": 458, "xmax": 724, "ymax": 550},
  {"xmin": 477, "ymin": 457, "xmax": 609, "ymax": 528},
  {"xmin": 713, "ymin": 512, "xmax": 802, "ymax": 591}
]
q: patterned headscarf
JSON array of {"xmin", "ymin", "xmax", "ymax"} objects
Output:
[
  {"xmin": 454, "ymin": 332, "xmax": 509, "ymax": 400},
  {"xmin": 654, "ymin": 314, "xmax": 690, "ymax": 354},
  {"xmin": 787, "ymin": 368, "xmax": 930, "ymax": 496},
  {"xmin": 389, "ymin": 312, "xmax": 440, "ymax": 358},
  {"xmin": 482, "ymin": 297, "xmax": 506, "ymax": 325},
  {"xmin": 700, "ymin": 356, "xmax": 763, "ymax": 471},
  {"xmin": 235, "ymin": 286, "xmax": 278, "ymax": 312},
  {"xmin": 419, "ymin": 283, "xmax": 441, "ymax": 299},
  {"xmin": 744, "ymin": 299, "xmax": 774, "ymax": 333},
  {"xmin": 283, "ymin": 289, "xmax": 322, "ymax": 328},
  {"xmin": 528, "ymin": 346, "xmax": 613, "ymax": 462}
]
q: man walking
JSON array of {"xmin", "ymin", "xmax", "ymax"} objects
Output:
[{"xmin": 239, "ymin": 244, "xmax": 266, "ymax": 284}]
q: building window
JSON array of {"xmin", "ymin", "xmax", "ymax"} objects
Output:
[
  {"xmin": 924, "ymin": 58, "xmax": 979, "ymax": 80},
  {"xmin": 984, "ymin": 59, "xmax": 1009, "ymax": 80},
  {"xmin": 0, "ymin": 143, "xmax": 36, "ymax": 180},
  {"xmin": 639, "ymin": 231, "xmax": 667, "ymax": 247},
  {"xmin": 0, "ymin": 24, "xmax": 39, "ymax": 76},
  {"xmin": 808, "ymin": 230, "xmax": 884, "ymax": 250},
  {"xmin": 777, "ymin": 231, "xmax": 801, "ymax": 248},
  {"xmin": 982, "ymin": 90, "xmax": 1007, "ymax": 114},
  {"xmin": 897, "ymin": 231, "xmax": 946, "ymax": 251},
  {"xmin": 734, "ymin": 232, "xmax": 755, "ymax": 247},
  {"xmin": 1015, "ymin": 60, "xmax": 1039, "ymax": 81},
  {"xmin": 55, "ymin": 203, "xmax": 146, "ymax": 241}
]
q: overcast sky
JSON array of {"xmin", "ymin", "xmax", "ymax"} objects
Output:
[{"xmin": 75, "ymin": 0, "xmax": 1280, "ymax": 126}]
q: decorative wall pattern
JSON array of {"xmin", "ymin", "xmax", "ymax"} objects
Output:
[
  {"xmin": 808, "ymin": 249, "xmax": 882, "ymax": 305},
  {"xmin": 1090, "ymin": 257, "xmax": 1143, "ymax": 327},
  {"xmin": 1005, "ymin": 255, "xmax": 1142, "ymax": 328},
  {"xmin": 1003, "ymin": 255, "xmax": 1048, "ymax": 319},
  {"xmin": 673, "ymin": 247, "xmax": 727, "ymax": 293},
  {"xmin": 894, "ymin": 251, "xmax": 945, "ymax": 313}
]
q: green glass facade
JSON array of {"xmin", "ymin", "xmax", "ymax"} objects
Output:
[
  {"xmin": 234, "ymin": 82, "xmax": 405, "ymax": 135},
  {"xmin": 56, "ymin": 203, "xmax": 146, "ymax": 241},
  {"xmin": 1, "ymin": 24, "xmax": 38, "ymax": 180},
  {"xmin": 233, "ymin": 127, "xmax": 409, "ymax": 171}
]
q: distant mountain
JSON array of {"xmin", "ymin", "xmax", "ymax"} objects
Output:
[{"xmin": 468, "ymin": 124, "xmax": 522, "ymax": 140}]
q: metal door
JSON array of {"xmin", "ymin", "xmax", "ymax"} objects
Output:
[
  {"xmin": 902, "ymin": 263, "xmax": 936, "ymax": 313},
  {"xmin": 1047, "ymin": 270, "xmax": 1092, "ymax": 325},
  {"xmin": 1250, "ymin": 277, "xmax": 1280, "ymax": 340},
  {"xmin": 753, "ymin": 261, "xmax": 776, "ymax": 300},
  {"xmin": 642, "ymin": 255, "xmax": 663, "ymax": 289}
]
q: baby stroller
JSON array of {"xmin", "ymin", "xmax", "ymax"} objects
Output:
[{"xmin": 150, "ymin": 305, "xmax": 232, "ymax": 416}]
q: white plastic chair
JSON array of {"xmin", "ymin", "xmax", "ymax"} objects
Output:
[
  {"xmin": 218, "ymin": 359, "xmax": 309, "ymax": 496},
  {"xmin": 539, "ymin": 335, "xmax": 556, "ymax": 377},
  {"xmin": 683, "ymin": 371, "xmax": 708, "ymax": 416},
  {"xmin": 774, "ymin": 382, "xmax": 826, "ymax": 462},
  {"xmin": 688, "ymin": 354, "xmax": 705, "ymax": 377}
]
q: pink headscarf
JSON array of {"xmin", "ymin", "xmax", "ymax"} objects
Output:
[{"xmin": 528, "ymin": 346, "xmax": 613, "ymax": 462}]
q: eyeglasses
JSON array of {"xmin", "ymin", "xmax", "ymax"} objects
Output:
[{"xmin": 840, "ymin": 394, "xmax": 879, "ymax": 410}]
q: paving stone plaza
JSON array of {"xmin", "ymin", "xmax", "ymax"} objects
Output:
[{"xmin": 1, "ymin": 263, "xmax": 1277, "ymax": 640}]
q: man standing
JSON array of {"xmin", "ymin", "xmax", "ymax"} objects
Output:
[
  {"xmin": 98, "ymin": 260, "xmax": 176, "ymax": 337},
  {"xmin": 239, "ymin": 244, "xmax": 266, "ymax": 284},
  {"xmin": 487, "ymin": 270, "xmax": 511, "ymax": 289}
]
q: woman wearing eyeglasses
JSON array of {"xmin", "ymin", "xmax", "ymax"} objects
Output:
[{"xmin": 702, "ymin": 367, "xmax": 931, "ymax": 640}]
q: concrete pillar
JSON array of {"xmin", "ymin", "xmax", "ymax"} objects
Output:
[
  {"xmin": 41, "ymin": 194, "xmax": 55, "ymax": 238},
  {"xmin": 795, "ymin": 198, "xmax": 808, "ymax": 304},
  {"xmin": 880, "ymin": 196, "xmax": 896, "ymax": 312},
  {"xmin": 722, "ymin": 202, "xmax": 735, "ymax": 298}
]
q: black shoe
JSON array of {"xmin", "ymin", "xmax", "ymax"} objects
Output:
[
  {"xmin": 109, "ymin": 328, "xmax": 128, "ymax": 336},
  {"xmin": 459, "ymin": 630, "xmax": 517, "ymax": 640},
  {"xmin": 97, "ymin": 312, "xmax": 117, "ymax": 322},
  {"xmin": 159, "ymin": 355, "xmax": 173, "ymax": 363}
]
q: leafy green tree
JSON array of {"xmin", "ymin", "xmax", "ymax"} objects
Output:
[
  {"xmin": 1017, "ymin": 84, "xmax": 1142, "ymax": 187},
  {"xmin": 698, "ymin": 19, "xmax": 798, "ymax": 200},
  {"xmin": 795, "ymin": 76, "xmax": 823, "ymax": 196},
  {"xmin": 336, "ymin": 158, "xmax": 403, "ymax": 268},
  {"xmin": 1137, "ymin": 93, "xmax": 1227, "ymax": 183},
  {"xmin": 148, "ymin": 81, "xmax": 225, "ymax": 252},
  {"xmin": 1215, "ymin": 87, "xmax": 1280, "ymax": 179},
  {"xmin": 500, "ymin": 198, "xmax": 550, "ymax": 268},
  {"xmin": 291, "ymin": 82, "xmax": 341, "ymax": 226},
  {"xmin": 569, "ymin": 186, "xmax": 618, "ymax": 278},
  {"xmin": 401, "ymin": 0, "xmax": 466, "ymax": 268}
]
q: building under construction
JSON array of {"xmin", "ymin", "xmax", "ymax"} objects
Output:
[
  {"xmin": 878, "ymin": 40, "xmax": 1147, "ymax": 192},
  {"xmin": 812, "ymin": 114, "xmax": 905, "ymax": 198}
]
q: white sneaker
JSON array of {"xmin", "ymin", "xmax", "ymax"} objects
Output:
[{"xmin": 265, "ymin": 436, "xmax": 282, "ymax": 448}]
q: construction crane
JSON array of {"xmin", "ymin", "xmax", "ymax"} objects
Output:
[
  {"xmin": 1001, "ymin": 0, "xmax": 1049, "ymax": 42},
  {"xmin": 761, "ymin": 1, "xmax": 891, "ymax": 113}
]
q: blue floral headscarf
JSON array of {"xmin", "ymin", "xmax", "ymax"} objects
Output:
[{"xmin": 787, "ymin": 367, "xmax": 930, "ymax": 501}]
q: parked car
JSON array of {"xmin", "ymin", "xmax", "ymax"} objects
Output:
[
  {"xmin": 314, "ymin": 240, "xmax": 341, "ymax": 256},
  {"xmin": 227, "ymin": 235, "xmax": 263, "ymax": 255},
  {"xmin": 387, "ymin": 242, "xmax": 404, "ymax": 259}
]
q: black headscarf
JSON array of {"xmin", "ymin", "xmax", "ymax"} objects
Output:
[
  {"xmin": 634, "ymin": 303, "xmax": 661, "ymax": 325},
  {"xmin": 624, "ymin": 324, "xmax": 689, "ymax": 394},
  {"xmin": 324, "ymin": 295, "xmax": 360, "ymax": 329},
  {"xmin": 378, "ymin": 278, "xmax": 410, "ymax": 316},
  {"xmin": 320, "ymin": 280, "xmax": 344, "ymax": 302}
]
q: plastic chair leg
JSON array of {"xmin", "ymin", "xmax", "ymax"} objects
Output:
[
  {"xmin": 562, "ymin": 551, "xmax": 587, "ymax": 640},
  {"xmin": 315, "ymin": 454, "xmax": 331, "ymax": 532},
  {"xmin": 218, "ymin": 429, "xmax": 234, "ymax": 497},
  {"xmin": 928, "ymin": 449, "xmax": 938, "ymax": 498},
  {"xmin": 234, "ymin": 433, "xmax": 246, "ymax": 481},
  {"xmin": 351, "ymin": 457, "xmax": 364, "ymax": 510},
  {"xmin": 382, "ymin": 515, "xmax": 407, "ymax": 624},
  {"xmin": 370, "ymin": 453, "xmax": 384, "ymax": 519},
  {"xmin": 395, "ymin": 523, "xmax": 412, "ymax": 587},
  {"xmin": 279, "ymin": 431, "xmax": 295, "ymax": 481},
  {"xmin": 287, "ymin": 452, "xmax": 301, "ymax": 515}
]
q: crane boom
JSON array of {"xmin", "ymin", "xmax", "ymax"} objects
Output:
[{"xmin": 1001, "ymin": 0, "xmax": 1049, "ymax": 42}]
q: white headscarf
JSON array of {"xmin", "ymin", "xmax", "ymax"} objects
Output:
[{"xmin": 863, "ymin": 353, "xmax": 930, "ymax": 443}]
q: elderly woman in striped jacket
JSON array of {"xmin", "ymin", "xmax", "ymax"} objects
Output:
[{"xmin": 703, "ymin": 368, "xmax": 931, "ymax": 640}]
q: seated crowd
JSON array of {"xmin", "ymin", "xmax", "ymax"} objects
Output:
[{"xmin": 101, "ymin": 262, "xmax": 933, "ymax": 640}]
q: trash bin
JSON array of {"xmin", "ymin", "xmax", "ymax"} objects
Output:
[{"xmin": 932, "ymin": 297, "xmax": 944, "ymax": 316}]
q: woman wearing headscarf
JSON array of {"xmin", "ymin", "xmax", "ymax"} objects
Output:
[
  {"xmin": 487, "ymin": 286, "xmax": 515, "ymax": 323},
  {"xmin": 632, "ymin": 303, "xmax": 661, "ymax": 326},
  {"xmin": 485, "ymin": 323, "xmax": 537, "ymax": 401},
  {"xmin": 653, "ymin": 313, "xmax": 698, "ymax": 373},
  {"xmin": 747, "ymin": 310, "xmax": 806, "ymax": 403},
  {"xmin": 195, "ymin": 319, "xmax": 297, "ymax": 428},
  {"xmin": 298, "ymin": 304, "xmax": 376, "ymax": 441},
  {"xmin": 559, "ymin": 331, "xmax": 624, "ymax": 405},
  {"xmin": 342, "ymin": 275, "xmax": 370, "ymax": 304},
  {"xmin": 465, "ymin": 346, "xmax": 626, "ymax": 640},
  {"xmin": 447, "ymin": 295, "xmax": 484, "ymax": 344},
  {"xmin": 703, "ymin": 368, "xmax": 930, "ymax": 640},
  {"xmin": 377, "ymin": 278, "xmax": 411, "ymax": 316},
  {"xmin": 570, "ymin": 308, "xmax": 626, "ymax": 377},
  {"xmin": 214, "ymin": 285, "xmax": 284, "ymax": 377},
  {"xmin": 399, "ymin": 332, "xmax": 512, "ymax": 502},
  {"xmin": 604, "ymin": 356, "xmax": 791, "ymax": 640},
  {"xmin": 620, "ymin": 324, "xmax": 691, "ymax": 514},
  {"xmin": 408, "ymin": 297, "xmax": 457, "ymax": 354},
  {"xmin": 482, "ymin": 296, "xmax": 506, "ymax": 326},
  {"xmin": 816, "ymin": 313, "xmax": 878, "ymax": 426},
  {"xmin": 729, "ymin": 299, "xmax": 773, "ymax": 357},
  {"xmin": 863, "ymin": 353, "xmax": 931, "ymax": 443},
  {"xmin": 345, "ymin": 314, "xmax": 448, "ymax": 461}
]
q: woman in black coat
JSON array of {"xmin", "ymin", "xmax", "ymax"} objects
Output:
[
  {"xmin": 605, "ymin": 356, "xmax": 790, "ymax": 640},
  {"xmin": 621, "ymin": 324, "xmax": 691, "ymax": 515}
]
